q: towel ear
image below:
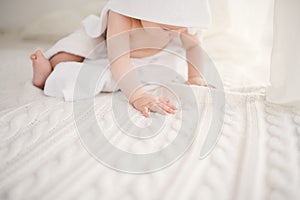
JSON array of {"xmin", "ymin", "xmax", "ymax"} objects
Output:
[
  {"xmin": 82, "ymin": 15, "xmax": 107, "ymax": 38},
  {"xmin": 82, "ymin": 15, "xmax": 103, "ymax": 38}
]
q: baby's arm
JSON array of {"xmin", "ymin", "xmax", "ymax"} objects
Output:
[
  {"xmin": 106, "ymin": 11, "xmax": 176, "ymax": 117},
  {"xmin": 106, "ymin": 10, "xmax": 144, "ymax": 101},
  {"xmin": 180, "ymin": 31, "xmax": 210, "ymax": 86}
]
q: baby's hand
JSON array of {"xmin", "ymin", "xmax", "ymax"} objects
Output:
[
  {"xmin": 130, "ymin": 93, "xmax": 177, "ymax": 118},
  {"xmin": 185, "ymin": 76, "xmax": 215, "ymax": 88}
]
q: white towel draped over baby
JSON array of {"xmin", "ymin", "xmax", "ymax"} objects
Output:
[{"xmin": 43, "ymin": 0, "xmax": 212, "ymax": 101}]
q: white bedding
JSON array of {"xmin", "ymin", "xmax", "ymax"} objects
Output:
[{"xmin": 0, "ymin": 32, "xmax": 300, "ymax": 200}]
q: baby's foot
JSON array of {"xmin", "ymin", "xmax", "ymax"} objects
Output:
[{"xmin": 30, "ymin": 50, "xmax": 52, "ymax": 89}]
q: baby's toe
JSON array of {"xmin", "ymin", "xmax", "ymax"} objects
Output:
[
  {"xmin": 30, "ymin": 54, "xmax": 37, "ymax": 60},
  {"xmin": 35, "ymin": 50, "xmax": 44, "ymax": 58}
]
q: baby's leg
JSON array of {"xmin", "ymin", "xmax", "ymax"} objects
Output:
[
  {"xmin": 49, "ymin": 51, "xmax": 84, "ymax": 68},
  {"xmin": 30, "ymin": 50, "xmax": 84, "ymax": 89}
]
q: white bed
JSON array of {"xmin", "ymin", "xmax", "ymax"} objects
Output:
[{"xmin": 1, "ymin": 0, "xmax": 300, "ymax": 199}]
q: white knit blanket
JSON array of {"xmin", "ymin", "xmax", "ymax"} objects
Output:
[{"xmin": 0, "ymin": 34, "xmax": 299, "ymax": 200}]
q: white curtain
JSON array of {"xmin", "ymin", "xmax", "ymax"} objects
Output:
[{"xmin": 266, "ymin": 0, "xmax": 300, "ymax": 107}]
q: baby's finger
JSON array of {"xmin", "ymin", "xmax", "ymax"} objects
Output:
[
  {"xmin": 166, "ymin": 102, "xmax": 177, "ymax": 110},
  {"xmin": 158, "ymin": 102, "xmax": 175, "ymax": 114},
  {"xmin": 149, "ymin": 104, "xmax": 167, "ymax": 115},
  {"xmin": 141, "ymin": 106, "xmax": 150, "ymax": 118},
  {"xmin": 159, "ymin": 98, "xmax": 170, "ymax": 103},
  {"xmin": 159, "ymin": 99, "xmax": 177, "ymax": 110}
]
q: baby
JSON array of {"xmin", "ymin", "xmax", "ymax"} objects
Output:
[{"xmin": 30, "ymin": 2, "xmax": 211, "ymax": 118}]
